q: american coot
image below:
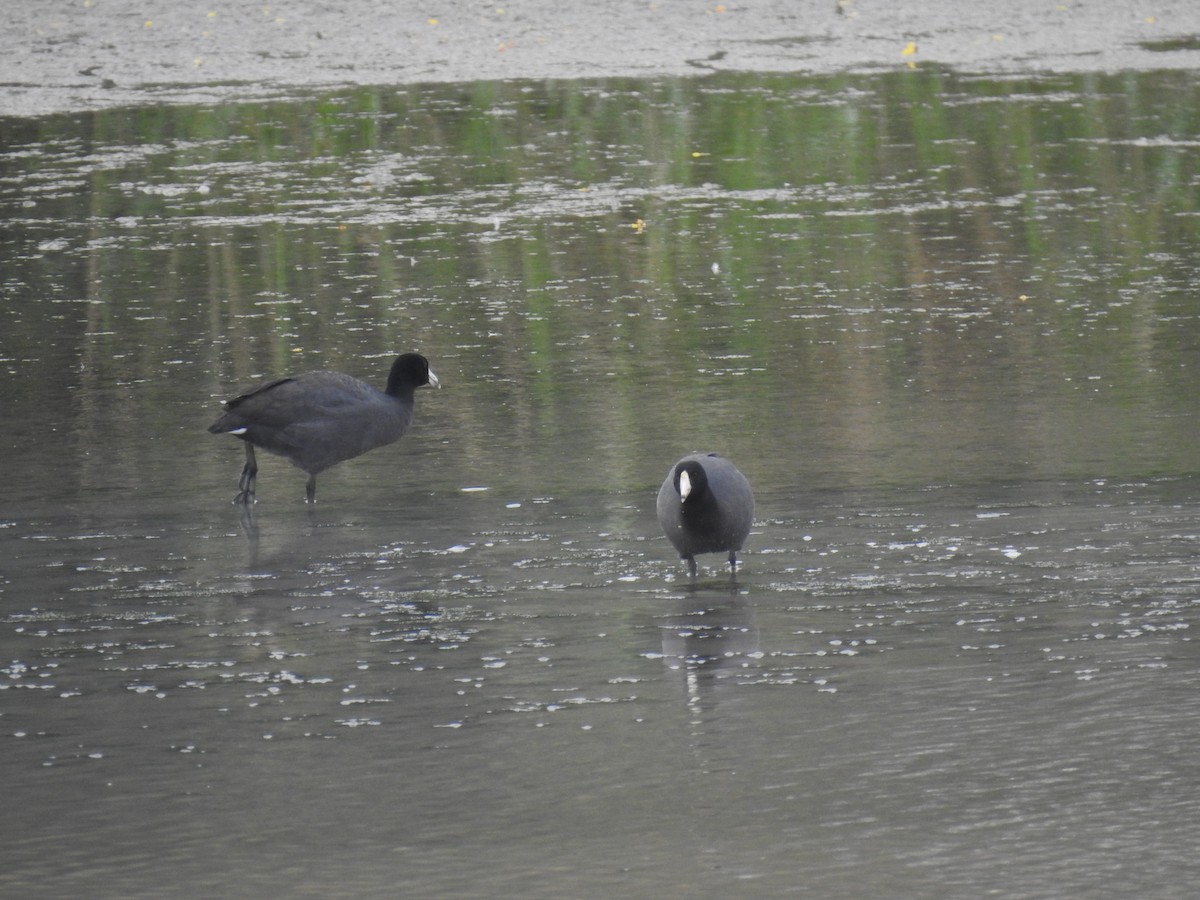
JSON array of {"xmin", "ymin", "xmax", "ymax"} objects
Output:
[
  {"xmin": 208, "ymin": 352, "xmax": 439, "ymax": 504},
  {"xmin": 657, "ymin": 453, "xmax": 754, "ymax": 577}
]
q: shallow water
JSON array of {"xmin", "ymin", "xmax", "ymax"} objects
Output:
[{"xmin": 3, "ymin": 70, "xmax": 1200, "ymax": 898}]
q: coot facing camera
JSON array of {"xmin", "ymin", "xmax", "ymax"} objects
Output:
[{"xmin": 657, "ymin": 453, "xmax": 754, "ymax": 577}]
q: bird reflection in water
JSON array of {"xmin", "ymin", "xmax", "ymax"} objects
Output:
[{"xmin": 659, "ymin": 592, "xmax": 760, "ymax": 724}]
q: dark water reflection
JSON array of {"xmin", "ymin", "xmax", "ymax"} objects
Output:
[{"xmin": 3, "ymin": 69, "xmax": 1200, "ymax": 897}]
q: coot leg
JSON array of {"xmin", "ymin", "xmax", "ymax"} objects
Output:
[
  {"xmin": 238, "ymin": 496, "xmax": 259, "ymax": 543},
  {"xmin": 728, "ymin": 550, "xmax": 738, "ymax": 573},
  {"xmin": 234, "ymin": 444, "xmax": 258, "ymax": 505},
  {"xmin": 685, "ymin": 555, "xmax": 698, "ymax": 579},
  {"xmin": 305, "ymin": 475, "xmax": 317, "ymax": 504}
]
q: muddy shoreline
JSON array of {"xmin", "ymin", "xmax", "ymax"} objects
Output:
[{"xmin": 5, "ymin": 0, "xmax": 1200, "ymax": 118}]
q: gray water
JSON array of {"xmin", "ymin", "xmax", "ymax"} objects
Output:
[{"xmin": 3, "ymin": 70, "xmax": 1200, "ymax": 898}]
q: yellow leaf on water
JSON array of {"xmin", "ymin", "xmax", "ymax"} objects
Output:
[
  {"xmin": 901, "ymin": 41, "xmax": 917, "ymax": 56},
  {"xmin": 631, "ymin": 219, "xmax": 646, "ymax": 233},
  {"xmin": 691, "ymin": 151, "xmax": 710, "ymax": 158},
  {"xmin": 428, "ymin": 18, "xmax": 439, "ymax": 25}
]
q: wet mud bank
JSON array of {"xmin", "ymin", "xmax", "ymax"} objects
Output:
[{"xmin": 5, "ymin": 0, "xmax": 1200, "ymax": 117}]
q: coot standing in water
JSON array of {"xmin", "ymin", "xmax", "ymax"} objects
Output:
[
  {"xmin": 208, "ymin": 352, "xmax": 439, "ymax": 504},
  {"xmin": 657, "ymin": 453, "xmax": 754, "ymax": 577}
]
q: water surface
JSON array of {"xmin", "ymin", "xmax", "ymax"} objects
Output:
[{"xmin": 3, "ymin": 69, "xmax": 1200, "ymax": 898}]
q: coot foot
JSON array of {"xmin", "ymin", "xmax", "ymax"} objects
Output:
[{"xmin": 233, "ymin": 445, "xmax": 258, "ymax": 505}]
